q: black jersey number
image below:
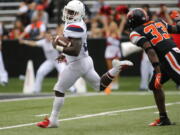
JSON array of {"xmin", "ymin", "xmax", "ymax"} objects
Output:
[{"xmin": 144, "ymin": 22, "xmax": 170, "ymax": 45}]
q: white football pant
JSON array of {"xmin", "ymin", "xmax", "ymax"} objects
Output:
[{"xmin": 54, "ymin": 56, "xmax": 100, "ymax": 93}]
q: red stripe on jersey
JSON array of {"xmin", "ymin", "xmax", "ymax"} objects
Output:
[
  {"xmin": 68, "ymin": 25, "xmax": 82, "ymax": 28},
  {"xmin": 66, "ymin": 25, "xmax": 84, "ymax": 32}
]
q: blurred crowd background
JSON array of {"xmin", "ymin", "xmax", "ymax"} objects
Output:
[{"xmin": 0, "ymin": 0, "xmax": 179, "ymax": 41}]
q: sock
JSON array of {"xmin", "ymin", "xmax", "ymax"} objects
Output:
[
  {"xmin": 49, "ymin": 96, "xmax": 64, "ymax": 123},
  {"xmin": 108, "ymin": 67, "xmax": 120, "ymax": 77},
  {"xmin": 100, "ymin": 72, "xmax": 114, "ymax": 91},
  {"xmin": 159, "ymin": 112, "xmax": 168, "ymax": 119}
]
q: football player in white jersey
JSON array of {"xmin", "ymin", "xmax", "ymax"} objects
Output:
[{"xmin": 37, "ymin": 0, "xmax": 133, "ymax": 128}]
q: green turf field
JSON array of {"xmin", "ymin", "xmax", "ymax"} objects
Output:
[
  {"xmin": 0, "ymin": 77, "xmax": 179, "ymax": 135},
  {"xmin": 0, "ymin": 92, "xmax": 180, "ymax": 135}
]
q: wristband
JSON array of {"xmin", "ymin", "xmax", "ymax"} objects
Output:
[{"xmin": 56, "ymin": 46, "xmax": 64, "ymax": 52}]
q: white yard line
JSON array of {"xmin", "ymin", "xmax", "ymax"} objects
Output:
[
  {"xmin": 0, "ymin": 96, "xmax": 53, "ymax": 102},
  {"xmin": 0, "ymin": 93, "xmax": 103, "ymax": 102},
  {"xmin": 35, "ymin": 114, "xmax": 49, "ymax": 117},
  {"xmin": 0, "ymin": 91, "xmax": 180, "ymax": 102},
  {"xmin": 0, "ymin": 101, "xmax": 179, "ymax": 130}
]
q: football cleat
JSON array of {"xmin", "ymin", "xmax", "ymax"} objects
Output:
[
  {"xmin": 36, "ymin": 117, "xmax": 58, "ymax": 128},
  {"xmin": 112, "ymin": 59, "xmax": 134, "ymax": 70},
  {"xmin": 149, "ymin": 118, "xmax": 175, "ymax": 126}
]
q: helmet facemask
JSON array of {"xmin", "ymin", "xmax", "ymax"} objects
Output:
[{"xmin": 63, "ymin": 7, "xmax": 80, "ymax": 23}]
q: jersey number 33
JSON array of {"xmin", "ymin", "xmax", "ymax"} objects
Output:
[{"xmin": 144, "ymin": 22, "xmax": 170, "ymax": 45}]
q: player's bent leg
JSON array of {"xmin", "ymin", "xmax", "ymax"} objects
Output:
[
  {"xmin": 37, "ymin": 64, "xmax": 81, "ymax": 128},
  {"xmin": 83, "ymin": 58, "xmax": 133, "ymax": 91},
  {"xmin": 56, "ymin": 62, "xmax": 77, "ymax": 92},
  {"xmin": 82, "ymin": 67, "xmax": 101, "ymax": 91},
  {"xmin": 100, "ymin": 59, "xmax": 133, "ymax": 91}
]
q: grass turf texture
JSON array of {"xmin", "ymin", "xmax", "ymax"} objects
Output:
[
  {"xmin": 0, "ymin": 76, "xmax": 178, "ymax": 93},
  {"xmin": 0, "ymin": 93, "xmax": 180, "ymax": 135},
  {"xmin": 0, "ymin": 77, "xmax": 179, "ymax": 135}
]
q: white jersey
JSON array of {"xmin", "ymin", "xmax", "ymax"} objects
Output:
[
  {"xmin": 36, "ymin": 39, "xmax": 59, "ymax": 60},
  {"xmin": 63, "ymin": 20, "xmax": 89, "ymax": 63}
]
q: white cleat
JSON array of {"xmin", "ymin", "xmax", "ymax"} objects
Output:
[
  {"xmin": 48, "ymin": 121, "xmax": 59, "ymax": 128},
  {"xmin": 112, "ymin": 59, "xmax": 134, "ymax": 70}
]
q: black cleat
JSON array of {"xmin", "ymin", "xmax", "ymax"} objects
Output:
[{"xmin": 149, "ymin": 118, "xmax": 175, "ymax": 126}]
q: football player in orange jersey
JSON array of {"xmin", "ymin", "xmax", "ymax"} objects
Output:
[{"xmin": 127, "ymin": 8, "xmax": 180, "ymax": 126}]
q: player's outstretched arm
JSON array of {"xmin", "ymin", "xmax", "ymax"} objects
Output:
[
  {"xmin": 19, "ymin": 40, "xmax": 37, "ymax": 47},
  {"xmin": 129, "ymin": 31, "xmax": 162, "ymax": 89},
  {"xmin": 142, "ymin": 41, "xmax": 161, "ymax": 73},
  {"xmin": 142, "ymin": 41, "xmax": 162, "ymax": 90}
]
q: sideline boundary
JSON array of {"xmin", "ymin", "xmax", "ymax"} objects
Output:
[{"xmin": 0, "ymin": 91, "xmax": 179, "ymax": 102}]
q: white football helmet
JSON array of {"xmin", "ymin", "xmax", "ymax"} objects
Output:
[{"xmin": 62, "ymin": 0, "xmax": 85, "ymax": 23}]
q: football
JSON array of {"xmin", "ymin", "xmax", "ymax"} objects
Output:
[{"xmin": 54, "ymin": 35, "xmax": 71, "ymax": 47}]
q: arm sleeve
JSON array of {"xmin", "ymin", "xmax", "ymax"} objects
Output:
[{"xmin": 129, "ymin": 31, "xmax": 148, "ymax": 47}]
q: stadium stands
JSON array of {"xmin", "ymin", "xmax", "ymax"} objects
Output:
[{"xmin": 0, "ymin": 0, "xmax": 178, "ymax": 29}]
